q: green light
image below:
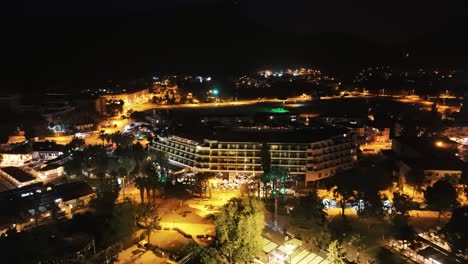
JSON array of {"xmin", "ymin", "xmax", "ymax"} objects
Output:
[
  {"xmin": 280, "ymin": 187, "xmax": 286, "ymax": 194},
  {"xmin": 270, "ymin": 107, "xmax": 289, "ymax": 114}
]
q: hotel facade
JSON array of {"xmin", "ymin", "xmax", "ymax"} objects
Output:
[{"xmin": 149, "ymin": 128, "xmax": 358, "ymax": 185}]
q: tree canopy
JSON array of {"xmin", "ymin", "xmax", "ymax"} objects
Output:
[
  {"xmin": 326, "ymin": 240, "xmax": 347, "ymax": 264},
  {"xmin": 214, "ymin": 197, "xmax": 265, "ymax": 263},
  {"xmin": 392, "ymin": 192, "xmax": 412, "ymax": 215},
  {"xmin": 442, "ymin": 206, "xmax": 468, "ymax": 256},
  {"xmin": 291, "ymin": 190, "xmax": 327, "ymax": 228},
  {"xmin": 424, "ymin": 180, "xmax": 458, "ymax": 219}
]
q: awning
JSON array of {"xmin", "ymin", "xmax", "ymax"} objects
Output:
[{"xmin": 418, "ymin": 247, "xmax": 454, "ymax": 264}]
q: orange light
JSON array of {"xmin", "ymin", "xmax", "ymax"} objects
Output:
[{"xmin": 435, "ymin": 141, "xmax": 443, "ymax": 147}]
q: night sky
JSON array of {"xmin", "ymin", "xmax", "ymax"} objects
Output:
[{"xmin": 2, "ymin": 1, "xmax": 468, "ymax": 91}]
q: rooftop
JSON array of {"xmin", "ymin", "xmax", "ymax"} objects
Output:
[
  {"xmin": 0, "ymin": 144, "xmax": 31, "ymax": 155},
  {"xmin": 33, "ymin": 141, "xmax": 64, "ymax": 152},
  {"xmin": 55, "ymin": 181, "xmax": 94, "ymax": 202},
  {"xmin": 170, "ymin": 126, "xmax": 350, "ymax": 144},
  {"xmin": 1, "ymin": 167, "xmax": 36, "ymax": 183},
  {"xmin": 40, "ymin": 163, "xmax": 62, "ymax": 171},
  {"xmin": 401, "ymin": 157, "xmax": 464, "ymax": 171}
]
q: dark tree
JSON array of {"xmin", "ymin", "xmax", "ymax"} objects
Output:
[
  {"xmin": 194, "ymin": 172, "xmax": 213, "ymax": 198},
  {"xmin": 137, "ymin": 203, "xmax": 159, "ymax": 243},
  {"xmin": 392, "ymin": 192, "xmax": 412, "ymax": 215},
  {"xmin": 132, "ymin": 142, "xmax": 148, "ymax": 168},
  {"xmin": 260, "ymin": 142, "xmax": 271, "ymax": 175},
  {"xmin": 391, "ymin": 214, "xmax": 416, "ymax": 242},
  {"xmin": 325, "ymin": 170, "xmax": 356, "ymax": 217},
  {"xmin": 406, "ymin": 169, "xmax": 425, "ymax": 197},
  {"xmin": 259, "ymin": 142, "xmax": 271, "ymax": 198},
  {"xmin": 130, "ymin": 111, "xmax": 146, "ymax": 122},
  {"xmin": 135, "ymin": 177, "xmax": 146, "ymax": 203},
  {"xmin": 302, "ymin": 229, "xmax": 332, "ymax": 252},
  {"xmin": 441, "ymin": 206, "xmax": 468, "ymax": 257},
  {"xmin": 291, "ymin": 190, "xmax": 327, "ymax": 228},
  {"xmin": 424, "ymin": 180, "xmax": 458, "ymax": 221}
]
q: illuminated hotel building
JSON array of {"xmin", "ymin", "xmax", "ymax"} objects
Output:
[{"xmin": 149, "ymin": 127, "xmax": 357, "ymax": 185}]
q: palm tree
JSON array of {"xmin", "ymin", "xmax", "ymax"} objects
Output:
[
  {"xmin": 137, "ymin": 203, "xmax": 159, "ymax": 243},
  {"xmin": 148, "ymin": 172, "xmax": 162, "ymax": 203},
  {"xmin": 259, "ymin": 173, "xmax": 271, "ymax": 198},
  {"xmin": 118, "ymin": 156, "xmax": 136, "ymax": 180},
  {"xmin": 98, "ymin": 133, "xmax": 106, "ymax": 145},
  {"xmin": 104, "ymin": 133, "xmax": 111, "ymax": 145},
  {"xmin": 135, "ymin": 177, "xmax": 146, "ymax": 203},
  {"xmin": 268, "ymin": 167, "xmax": 288, "ymax": 230},
  {"xmin": 194, "ymin": 172, "xmax": 213, "ymax": 198}
]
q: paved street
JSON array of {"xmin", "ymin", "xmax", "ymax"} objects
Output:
[{"xmin": 116, "ymin": 245, "xmax": 167, "ymax": 264}]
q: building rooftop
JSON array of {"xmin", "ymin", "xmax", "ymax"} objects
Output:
[
  {"xmin": 40, "ymin": 163, "xmax": 62, "ymax": 171},
  {"xmin": 1, "ymin": 167, "xmax": 36, "ymax": 183},
  {"xmin": 212, "ymin": 127, "xmax": 349, "ymax": 143},
  {"xmin": 170, "ymin": 126, "xmax": 350, "ymax": 144},
  {"xmin": 0, "ymin": 144, "xmax": 31, "ymax": 154},
  {"xmin": 401, "ymin": 157, "xmax": 464, "ymax": 171},
  {"xmin": 33, "ymin": 141, "xmax": 64, "ymax": 152},
  {"xmin": 395, "ymin": 136, "xmax": 459, "ymax": 154},
  {"xmin": 55, "ymin": 181, "xmax": 94, "ymax": 202}
]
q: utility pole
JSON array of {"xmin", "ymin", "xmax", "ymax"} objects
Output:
[{"xmin": 273, "ymin": 177, "xmax": 278, "ymax": 231}]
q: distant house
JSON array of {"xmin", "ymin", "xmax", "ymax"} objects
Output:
[
  {"xmin": 392, "ymin": 137, "xmax": 463, "ymax": 189},
  {"xmin": 32, "ymin": 141, "xmax": 64, "ymax": 161},
  {"xmin": 397, "ymin": 158, "xmax": 463, "ymax": 188},
  {"xmin": 55, "ymin": 181, "xmax": 95, "ymax": 208}
]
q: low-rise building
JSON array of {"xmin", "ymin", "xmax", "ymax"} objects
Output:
[
  {"xmin": 397, "ymin": 158, "xmax": 463, "ymax": 188},
  {"xmin": 0, "ymin": 167, "xmax": 38, "ymax": 188},
  {"xmin": 0, "ymin": 144, "xmax": 32, "ymax": 167},
  {"xmin": 95, "ymin": 88, "xmax": 149, "ymax": 114},
  {"xmin": 37, "ymin": 164, "xmax": 64, "ymax": 181},
  {"xmin": 55, "ymin": 181, "xmax": 95, "ymax": 209},
  {"xmin": 392, "ymin": 137, "xmax": 464, "ymax": 200},
  {"xmin": 32, "ymin": 141, "xmax": 64, "ymax": 161}
]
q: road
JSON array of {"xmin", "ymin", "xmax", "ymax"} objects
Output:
[
  {"xmin": 45, "ymin": 96, "xmax": 311, "ymax": 146},
  {"xmin": 45, "ymin": 93, "xmax": 461, "ymax": 146}
]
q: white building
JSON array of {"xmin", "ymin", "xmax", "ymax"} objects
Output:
[{"xmin": 149, "ymin": 127, "xmax": 357, "ymax": 186}]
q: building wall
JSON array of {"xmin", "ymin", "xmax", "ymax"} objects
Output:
[
  {"xmin": 398, "ymin": 160, "xmax": 462, "ymax": 189},
  {"xmin": 32, "ymin": 151, "xmax": 64, "ymax": 160},
  {"xmin": 65, "ymin": 194, "xmax": 95, "ymax": 209},
  {"xmin": 305, "ymin": 138, "xmax": 357, "ymax": 182},
  {"xmin": 37, "ymin": 166, "xmax": 64, "ymax": 180},
  {"xmin": 0, "ymin": 153, "xmax": 33, "ymax": 167},
  {"xmin": 149, "ymin": 134, "xmax": 357, "ymax": 184},
  {"xmin": 95, "ymin": 88, "xmax": 149, "ymax": 113},
  {"xmin": 444, "ymin": 126, "xmax": 468, "ymax": 139},
  {"xmin": 391, "ymin": 139, "xmax": 422, "ymax": 158},
  {"xmin": 423, "ymin": 169, "xmax": 462, "ymax": 187}
]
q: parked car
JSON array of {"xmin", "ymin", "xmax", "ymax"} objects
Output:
[{"xmin": 137, "ymin": 240, "xmax": 149, "ymax": 249}]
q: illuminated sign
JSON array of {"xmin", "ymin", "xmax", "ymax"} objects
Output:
[{"xmin": 270, "ymin": 108, "xmax": 289, "ymax": 114}]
